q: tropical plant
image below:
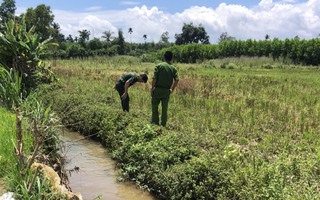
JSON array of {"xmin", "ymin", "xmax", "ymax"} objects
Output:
[
  {"xmin": 101, "ymin": 30, "xmax": 114, "ymax": 43},
  {"xmin": 0, "ymin": 17, "xmax": 57, "ymax": 95},
  {"xmin": 78, "ymin": 29, "xmax": 90, "ymax": 47},
  {"xmin": 0, "ymin": 67, "xmax": 22, "ymax": 108}
]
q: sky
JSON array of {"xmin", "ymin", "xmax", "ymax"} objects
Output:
[{"xmin": 15, "ymin": 0, "xmax": 320, "ymax": 43}]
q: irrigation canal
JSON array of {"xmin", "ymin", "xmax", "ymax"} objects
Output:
[{"xmin": 60, "ymin": 128, "xmax": 155, "ymax": 200}]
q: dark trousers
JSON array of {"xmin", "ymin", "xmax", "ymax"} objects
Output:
[
  {"xmin": 151, "ymin": 87, "xmax": 170, "ymax": 126},
  {"xmin": 115, "ymin": 83, "xmax": 130, "ymax": 112}
]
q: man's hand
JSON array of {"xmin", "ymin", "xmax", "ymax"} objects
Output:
[{"xmin": 121, "ymin": 92, "xmax": 128, "ymax": 100}]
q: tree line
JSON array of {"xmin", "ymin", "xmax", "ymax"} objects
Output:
[
  {"xmin": 153, "ymin": 38, "xmax": 319, "ymax": 65},
  {"xmin": 1, "ymin": 0, "xmax": 319, "ymax": 65}
]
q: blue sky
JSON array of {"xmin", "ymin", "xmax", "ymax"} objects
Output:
[{"xmin": 15, "ymin": 0, "xmax": 319, "ymax": 43}]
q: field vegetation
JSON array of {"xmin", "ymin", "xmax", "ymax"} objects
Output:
[
  {"xmin": 37, "ymin": 56, "xmax": 320, "ymax": 199},
  {"xmin": 1, "ymin": 2, "xmax": 319, "ymax": 199},
  {"xmin": 0, "ymin": 17, "xmax": 67, "ymax": 199}
]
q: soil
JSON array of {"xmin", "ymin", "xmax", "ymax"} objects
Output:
[{"xmin": 0, "ymin": 179, "xmax": 6, "ymax": 194}]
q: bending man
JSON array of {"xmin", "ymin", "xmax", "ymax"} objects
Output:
[{"xmin": 115, "ymin": 72, "xmax": 148, "ymax": 112}]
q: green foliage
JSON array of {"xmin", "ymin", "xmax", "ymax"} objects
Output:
[
  {"xmin": 0, "ymin": 107, "xmax": 19, "ymax": 177},
  {"xmin": 0, "ymin": 67, "xmax": 22, "ymax": 108},
  {"xmin": 0, "ymin": 0, "xmax": 16, "ymax": 29},
  {"xmin": 0, "ymin": 17, "xmax": 57, "ymax": 95},
  {"xmin": 78, "ymin": 29, "xmax": 90, "ymax": 47},
  {"xmin": 23, "ymin": 4, "xmax": 55, "ymax": 41},
  {"xmin": 115, "ymin": 29, "xmax": 126, "ymax": 55},
  {"xmin": 0, "ymin": 13, "xmax": 63, "ymax": 199},
  {"xmin": 154, "ymin": 154, "xmax": 234, "ymax": 199},
  {"xmin": 21, "ymin": 93, "xmax": 60, "ymax": 155},
  {"xmin": 66, "ymin": 43, "xmax": 86, "ymax": 58},
  {"xmin": 7, "ymin": 167, "xmax": 67, "ymax": 200},
  {"xmin": 0, "ymin": 94, "xmax": 63, "ymax": 198},
  {"xmin": 0, "ymin": 105, "xmax": 62, "ymax": 199},
  {"xmin": 175, "ymin": 22, "xmax": 210, "ymax": 45},
  {"xmin": 144, "ymin": 38, "xmax": 320, "ymax": 65}
]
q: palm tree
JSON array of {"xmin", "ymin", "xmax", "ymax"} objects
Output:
[
  {"xmin": 265, "ymin": 34, "xmax": 270, "ymax": 40},
  {"xmin": 101, "ymin": 30, "xmax": 114, "ymax": 43},
  {"xmin": 128, "ymin": 27, "xmax": 133, "ymax": 43},
  {"xmin": 143, "ymin": 34, "xmax": 147, "ymax": 42}
]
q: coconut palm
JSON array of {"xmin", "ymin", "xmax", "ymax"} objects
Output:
[
  {"xmin": 128, "ymin": 27, "xmax": 133, "ymax": 43},
  {"xmin": 101, "ymin": 30, "xmax": 114, "ymax": 43},
  {"xmin": 143, "ymin": 34, "xmax": 147, "ymax": 42}
]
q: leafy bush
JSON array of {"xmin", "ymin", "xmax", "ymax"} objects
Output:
[{"xmin": 0, "ymin": 18, "xmax": 56, "ymax": 95}]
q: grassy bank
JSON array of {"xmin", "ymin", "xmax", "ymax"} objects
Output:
[
  {"xmin": 0, "ymin": 107, "xmax": 17, "ymax": 194},
  {"xmin": 0, "ymin": 107, "xmax": 34, "ymax": 195},
  {"xmin": 0, "ymin": 107, "xmax": 17, "ymax": 178},
  {"xmin": 38, "ymin": 56, "xmax": 320, "ymax": 199},
  {"xmin": 0, "ymin": 104, "xmax": 66, "ymax": 199}
]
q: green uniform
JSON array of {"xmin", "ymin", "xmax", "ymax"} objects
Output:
[
  {"xmin": 151, "ymin": 62, "xmax": 179, "ymax": 126},
  {"xmin": 115, "ymin": 72, "xmax": 140, "ymax": 112}
]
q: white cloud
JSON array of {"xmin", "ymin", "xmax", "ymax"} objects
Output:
[
  {"xmin": 120, "ymin": 1, "xmax": 141, "ymax": 6},
  {"xmin": 45, "ymin": 0, "xmax": 320, "ymax": 43},
  {"xmin": 85, "ymin": 6, "xmax": 103, "ymax": 12},
  {"xmin": 259, "ymin": 0, "xmax": 274, "ymax": 10}
]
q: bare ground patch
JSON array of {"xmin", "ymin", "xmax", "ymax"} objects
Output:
[{"xmin": 0, "ymin": 179, "xmax": 6, "ymax": 194}]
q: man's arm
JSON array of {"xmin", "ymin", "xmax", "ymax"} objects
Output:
[
  {"xmin": 170, "ymin": 79, "xmax": 179, "ymax": 93},
  {"xmin": 150, "ymin": 79, "xmax": 156, "ymax": 96},
  {"xmin": 121, "ymin": 80, "xmax": 130, "ymax": 99}
]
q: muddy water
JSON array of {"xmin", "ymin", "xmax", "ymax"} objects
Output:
[{"xmin": 60, "ymin": 129, "xmax": 155, "ymax": 200}]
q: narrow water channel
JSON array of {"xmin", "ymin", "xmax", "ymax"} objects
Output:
[{"xmin": 59, "ymin": 129, "xmax": 155, "ymax": 200}]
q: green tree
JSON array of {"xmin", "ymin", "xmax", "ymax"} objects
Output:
[
  {"xmin": 78, "ymin": 29, "xmax": 90, "ymax": 47},
  {"xmin": 0, "ymin": 0, "xmax": 16, "ymax": 30},
  {"xmin": 218, "ymin": 32, "xmax": 235, "ymax": 43},
  {"xmin": 23, "ymin": 4, "xmax": 54, "ymax": 41},
  {"xmin": 66, "ymin": 43, "xmax": 85, "ymax": 58},
  {"xmin": 88, "ymin": 37, "xmax": 103, "ymax": 51},
  {"xmin": 101, "ymin": 30, "xmax": 114, "ymax": 43},
  {"xmin": 66, "ymin": 34, "xmax": 74, "ymax": 43},
  {"xmin": 50, "ymin": 22, "xmax": 65, "ymax": 42},
  {"xmin": 114, "ymin": 29, "xmax": 125, "ymax": 55},
  {"xmin": 160, "ymin": 31, "xmax": 169, "ymax": 43},
  {"xmin": 175, "ymin": 22, "xmax": 210, "ymax": 45}
]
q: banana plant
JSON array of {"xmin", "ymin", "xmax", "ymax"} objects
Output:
[{"xmin": 0, "ymin": 17, "xmax": 57, "ymax": 96}]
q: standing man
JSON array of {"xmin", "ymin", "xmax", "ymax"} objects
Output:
[
  {"xmin": 150, "ymin": 51, "xmax": 179, "ymax": 126},
  {"xmin": 115, "ymin": 72, "xmax": 148, "ymax": 112}
]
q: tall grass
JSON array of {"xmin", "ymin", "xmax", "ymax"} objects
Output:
[
  {"xmin": 0, "ymin": 70, "xmax": 64, "ymax": 199},
  {"xmin": 0, "ymin": 107, "xmax": 17, "ymax": 177}
]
